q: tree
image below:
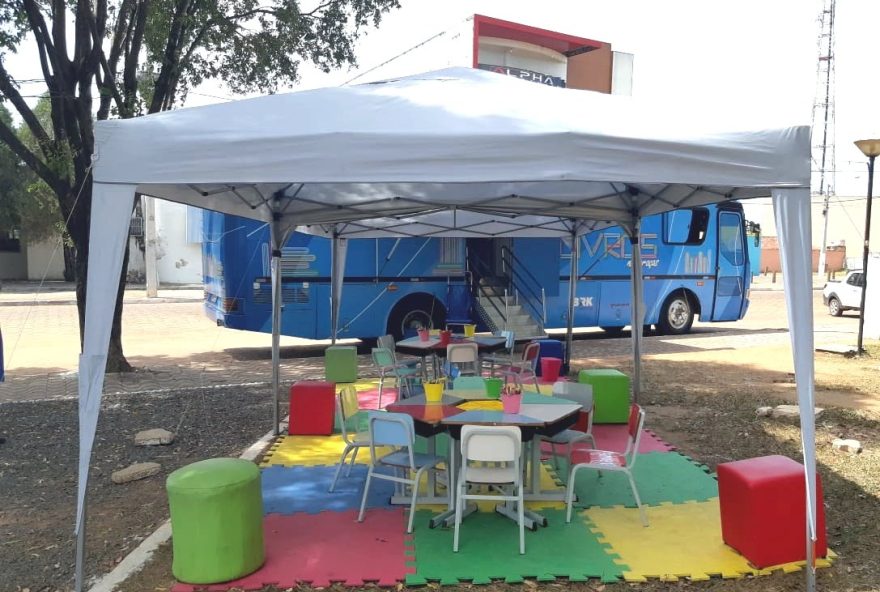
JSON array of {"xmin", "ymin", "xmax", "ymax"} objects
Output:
[{"xmin": 0, "ymin": 0, "xmax": 400, "ymax": 371}]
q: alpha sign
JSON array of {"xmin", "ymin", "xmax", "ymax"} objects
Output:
[{"xmin": 477, "ymin": 64, "xmax": 566, "ymax": 87}]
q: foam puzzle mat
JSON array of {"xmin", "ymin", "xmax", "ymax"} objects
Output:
[{"xmin": 173, "ymin": 382, "xmax": 832, "ymax": 589}]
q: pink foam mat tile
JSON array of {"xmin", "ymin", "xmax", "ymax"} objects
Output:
[
  {"xmin": 541, "ymin": 425, "xmax": 676, "ymax": 457},
  {"xmin": 356, "ymin": 387, "xmax": 399, "ymax": 410},
  {"xmin": 172, "ymin": 509, "xmax": 412, "ymax": 591}
]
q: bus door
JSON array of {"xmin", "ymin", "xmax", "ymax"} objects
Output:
[{"xmin": 712, "ymin": 210, "xmax": 747, "ymax": 320}]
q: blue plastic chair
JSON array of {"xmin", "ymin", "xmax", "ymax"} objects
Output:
[{"xmin": 357, "ymin": 411, "xmax": 445, "ymax": 533}]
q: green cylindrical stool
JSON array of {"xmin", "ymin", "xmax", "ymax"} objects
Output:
[{"xmin": 166, "ymin": 458, "xmax": 265, "ymax": 584}]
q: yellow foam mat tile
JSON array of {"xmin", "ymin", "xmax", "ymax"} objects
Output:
[
  {"xmin": 419, "ymin": 462, "xmax": 565, "ymax": 513},
  {"xmin": 260, "ymin": 435, "xmax": 392, "ymax": 467},
  {"xmin": 583, "ymin": 498, "xmax": 833, "ymax": 582},
  {"xmin": 459, "ymin": 400, "xmax": 503, "ymax": 411}
]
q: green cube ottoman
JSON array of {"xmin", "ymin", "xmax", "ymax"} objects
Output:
[
  {"xmin": 578, "ymin": 368, "xmax": 631, "ymax": 424},
  {"xmin": 166, "ymin": 458, "xmax": 264, "ymax": 584},
  {"xmin": 325, "ymin": 345, "xmax": 358, "ymax": 383}
]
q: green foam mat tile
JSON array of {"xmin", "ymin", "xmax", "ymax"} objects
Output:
[
  {"xmin": 414, "ymin": 433, "xmax": 451, "ymax": 457},
  {"xmin": 406, "ymin": 509, "xmax": 624, "ymax": 585},
  {"xmin": 549, "ymin": 451, "xmax": 718, "ymax": 508}
]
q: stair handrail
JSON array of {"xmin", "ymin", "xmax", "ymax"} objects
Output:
[
  {"xmin": 500, "ymin": 246, "xmax": 546, "ymax": 325},
  {"xmin": 466, "ymin": 248, "xmax": 507, "ymax": 328}
]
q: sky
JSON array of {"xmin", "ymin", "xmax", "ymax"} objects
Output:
[{"xmin": 4, "ymin": 0, "xmax": 880, "ymax": 196}]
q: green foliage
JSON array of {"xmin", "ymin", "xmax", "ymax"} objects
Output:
[{"xmin": 0, "ymin": 104, "xmax": 64, "ymax": 243}]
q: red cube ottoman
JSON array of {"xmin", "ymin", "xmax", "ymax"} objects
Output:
[
  {"xmin": 717, "ymin": 455, "xmax": 827, "ymax": 568},
  {"xmin": 288, "ymin": 381, "xmax": 336, "ymax": 435}
]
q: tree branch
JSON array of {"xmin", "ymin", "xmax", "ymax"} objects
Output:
[
  {"xmin": 0, "ymin": 60, "xmax": 53, "ymax": 152},
  {"xmin": 148, "ymin": 0, "xmax": 193, "ymax": 113},
  {"xmin": 98, "ymin": 0, "xmax": 135, "ymax": 119},
  {"xmin": 123, "ymin": 0, "xmax": 150, "ymax": 114},
  {"xmin": 0, "ymin": 115, "xmax": 66, "ymax": 196}
]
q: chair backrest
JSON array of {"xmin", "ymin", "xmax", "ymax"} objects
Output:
[
  {"xmin": 377, "ymin": 334, "xmax": 396, "ymax": 355},
  {"xmin": 522, "ymin": 342, "xmax": 540, "ymax": 369},
  {"xmin": 371, "ymin": 347, "xmax": 396, "ymax": 368},
  {"xmin": 624, "ymin": 404, "xmax": 646, "ymax": 468},
  {"xmin": 367, "ymin": 411, "xmax": 416, "ymax": 467},
  {"xmin": 461, "ymin": 425, "xmax": 521, "ymax": 463},
  {"xmin": 453, "ymin": 376, "xmax": 486, "ymax": 393},
  {"xmin": 447, "ymin": 343, "xmax": 478, "ymax": 364},
  {"xmin": 551, "ymin": 381, "xmax": 593, "ymax": 409},
  {"xmin": 335, "ymin": 386, "xmax": 361, "ymax": 443}
]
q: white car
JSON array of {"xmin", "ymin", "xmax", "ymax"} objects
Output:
[{"xmin": 822, "ymin": 270, "xmax": 864, "ymax": 316}]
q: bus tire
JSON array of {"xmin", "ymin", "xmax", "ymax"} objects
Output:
[
  {"xmin": 386, "ymin": 294, "xmax": 446, "ymax": 341},
  {"xmin": 657, "ymin": 291, "xmax": 694, "ymax": 335},
  {"xmin": 600, "ymin": 326, "xmax": 625, "ymax": 336}
]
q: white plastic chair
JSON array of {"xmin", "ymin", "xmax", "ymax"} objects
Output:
[
  {"xmin": 481, "ymin": 330, "xmax": 516, "ymax": 375},
  {"xmin": 495, "ymin": 341, "xmax": 540, "ymax": 390},
  {"xmin": 328, "ymin": 386, "xmax": 372, "ymax": 492},
  {"xmin": 565, "ymin": 404, "xmax": 649, "ymax": 527},
  {"xmin": 358, "ymin": 411, "xmax": 445, "ymax": 533},
  {"xmin": 371, "ymin": 347, "xmax": 418, "ymax": 407},
  {"xmin": 454, "ymin": 425, "xmax": 525, "ymax": 554},
  {"xmin": 446, "ymin": 343, "xmax": 480, "ymax": 377},
  {"xmin": 544, "ymin": 381, "xmax": 596, "ymax": 470}
]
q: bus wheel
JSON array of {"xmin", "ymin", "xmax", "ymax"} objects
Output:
[
  {"xmin": 658, "ymin": 292, "xmax": 694, "ymax": 335},
  {"xmin": 600, "ymin": 326, "xmax": 625, "ymax": 337},
  {"xmin": 387, "ymin": 294, "xmax": 446, "ymax": 341}
]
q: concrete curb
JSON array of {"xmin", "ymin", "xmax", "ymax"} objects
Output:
[{"xmin": 86, "ymin": 420, "xmax": 287, "ymax": 592}]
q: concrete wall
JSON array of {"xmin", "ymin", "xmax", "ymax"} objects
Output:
[
  {"xmin": 153, "ymin": 200, "xmax": 202, "ymax": 284},
  {"xmin": 864, "ymin": 255, "xmax": 880, "ymax": 340},
  {"xmin": 759, "ymin": 237, "xmax": 846, "ymax": 273},
  {"xmin": 0, "ymin": 251, "xmax": 27, "ymax": 279},
  {"xmin": 25, "ymin": 239, "xmax": 66, "ymax": 280}
]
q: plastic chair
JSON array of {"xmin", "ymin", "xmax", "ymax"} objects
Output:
[
  {"xmin": 481, "ymin": 330, "xmax": 516, "ymax": 375},
  {"xmin": 357, "ymin": 411, "xmax": 445, "ymax": 533},
  {"xmin": 446, "ymin": 343, "xmax": 480, "ymax": 377},
  {"xmin": 543, "ymin": 381, "xmax": 596, "ymax": 470},
  {"xmin": 454, "ymin": 425, "xmax": 525, "ymax": 554},
  {"xmin": 495, "ymin": 341, "xmax": 540, "ymax": 390},
  {"xmin": 378, "ymin": 334, "xmax": 421, "ymax": 372},
  {"xmin": 565, "ymin": 404, "xmax": 649, "ymax": 527},
  {"xmin": 371, "ymin": 347, "xmax": 419, "ymax": 407},
  {"xmin": 329, "ymin": 385, "xmax": 371, "ymax": 492}
]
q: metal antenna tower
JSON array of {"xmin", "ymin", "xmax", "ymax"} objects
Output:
[{"xmin": 813, "ymin": 0, "xmax": 836, "ymax": 276}]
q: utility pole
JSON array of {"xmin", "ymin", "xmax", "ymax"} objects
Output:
[
  {"xmin": 143, "ymin": 195, "xmax": 159, "ymax": 298},
  {"xmin": 813, "ymin": 0, "xmax": 836, "ymax": 277}
]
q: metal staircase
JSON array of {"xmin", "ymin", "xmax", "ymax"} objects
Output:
[{"xmin": 467, "ymin": 247, "xmax": 546, "ymax": 340}]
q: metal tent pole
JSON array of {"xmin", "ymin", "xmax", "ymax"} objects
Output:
[
  {"xmin": 74, "ymin": 498, "xmax": 86, "ymax": 592},
  {"xmin": 270, "ymin": 219, "xmax": 282, "ymax": 436},
  {"xmin": 565, "ymin": 224, "xmax": 579, "ymax": 371},
  {"xmin": 330, "ymin": 232, "xmax": 339, "ymax": 344},
  {"xmin": 629, "ymin": 220, "xmax": 644, "ymax": 401}
]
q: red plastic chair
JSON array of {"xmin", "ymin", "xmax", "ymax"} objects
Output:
[
  {"xmin": 564, "ymin": 404, "xmax": 649, "ymax": 526},
  {"xmin": 495, "ymin": 341, "xmax": 540, "ymax": 390}
]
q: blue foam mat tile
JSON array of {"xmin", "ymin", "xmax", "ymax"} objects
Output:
[{"xmin": 261, "ymin": 464, "xmax": 396, "ymax": 515}]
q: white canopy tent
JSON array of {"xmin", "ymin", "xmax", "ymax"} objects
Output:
[{"xmin": 79, "ymin": 68, "xmax": 818, "ymax": 591}]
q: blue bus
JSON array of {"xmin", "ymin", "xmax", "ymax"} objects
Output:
[{"xmin": 202, "ymin": 202, "xmax": 750, "ymax": 340}]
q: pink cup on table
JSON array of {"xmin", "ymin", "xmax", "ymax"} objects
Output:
[
  {"xmin": 501, "ymin": 392, "xmax": 521, "ymax": 414},
  {"xmin": 417, "ymin": 328, "xmax": 430, "ymax": 342}
]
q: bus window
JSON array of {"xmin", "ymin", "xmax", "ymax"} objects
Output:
[
  {"xmin": 663, "ymin": 208, "xmax": 709, "ymax": 245},
  {"xmin": 719, "ymin": 212, "xmax": 744, "ymax": 266}
]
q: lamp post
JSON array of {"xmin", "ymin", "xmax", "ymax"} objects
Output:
[{"xmin": 853, "ymin": 139, "xmax": 880, "ymax": 354}]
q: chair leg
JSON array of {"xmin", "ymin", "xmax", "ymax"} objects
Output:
[
  {"xmin": 517, "ymin": 484, "xmax": 525, "ymax": 554},
  {"xmin": 550, "ymin": 441, "xmax": 560, "ymax": 471},
  {"xmin": 453, "ymin": 473, "xmax": 464, "ymax": 552},
  {"xmin": 408, "ymin": 468, "xmax": 426, "ymax": 534},
  {"xmin": 329, "ymin": 444, "xmax": 353, "ymax": 492},
  {"xmin": 377, "ymin": 374, "xmax": 385, "ymax": 409},
  {"xmin": 565, "ymin": 465, "xmax": 580, "ymax": 523},
  {"xmin": 358, "ymin": 467, "xmax": 374, "ymax": 523},
  {"xmin": 346, "ymin": 446, "xmax": 359, "ymax": 476},
  {"xmin": 626, "ymin": 470, "xmax": 649, "ymax": 527}
]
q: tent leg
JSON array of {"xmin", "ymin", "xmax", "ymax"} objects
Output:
[
  {"xmin": 629, "ymin": 224, "xmax": 644, "ymax": 401},
  {"xmin": 806, "ymin": 513, "xmax": 816, "ymax": 592},
  {"xmin": 270, "ymin": 226, "xmax": 282, "ymax": 436},
  {"xmin": 75, "ymin": 497, "xmax": 86, "ymax": 592},
  {"xmin": 565, "ymin": 227, "xmax": 579, "ymax": 372},
  {"xmin": 330, "ymin": 234, "xmax": 338, "ymax": 344}
]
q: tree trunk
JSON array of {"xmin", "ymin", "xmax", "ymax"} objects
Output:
[
  {"xmin": 63, "ymin": 242, "xmax": 76, "ymax": 282},
  {"xmin": 68, "ymin": 183, "xmax": 133, "ymax": 373}
]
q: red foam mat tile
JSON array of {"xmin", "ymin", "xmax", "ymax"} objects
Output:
[
  {"xmin": 541, "ymin": 425, "xmax": 676, "ymax": 457},
  {"xmin": 172, "ymin": 509, "xmax": 412, "ymax": 591}
]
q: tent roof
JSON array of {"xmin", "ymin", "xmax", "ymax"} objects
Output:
[{"xmin": 93, "ymin": 67, "xmax": 810, "ymax": 235}]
